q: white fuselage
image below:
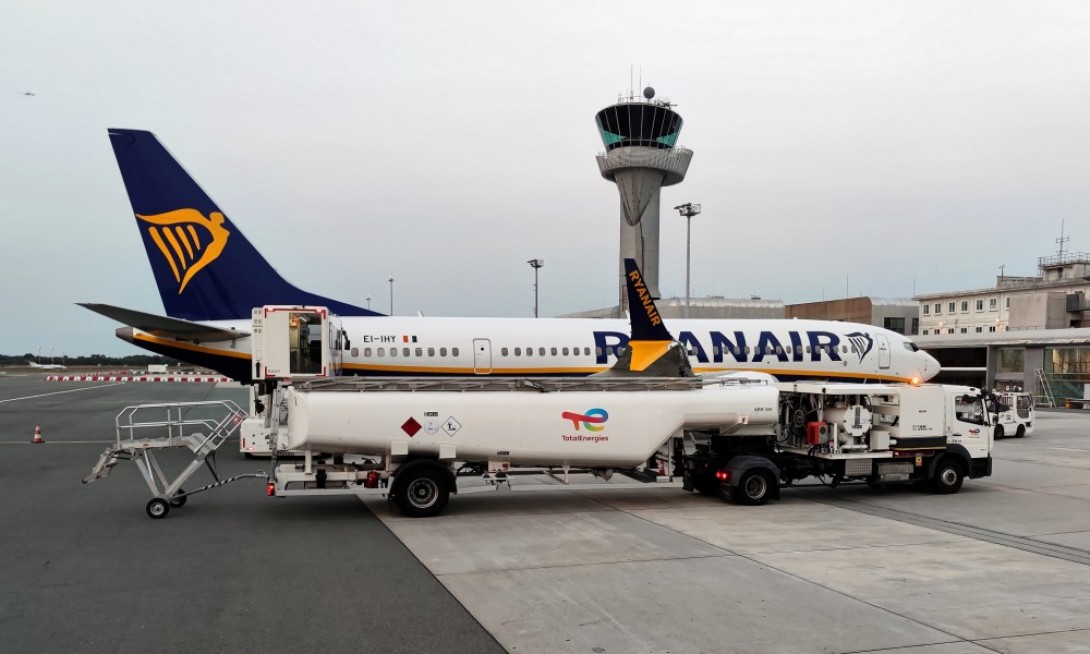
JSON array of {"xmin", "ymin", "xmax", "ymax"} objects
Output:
[{"xmin": 127, "ymin": 316, "xmax": 939, "ymax": 383}]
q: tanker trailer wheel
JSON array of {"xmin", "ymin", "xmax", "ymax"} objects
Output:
[
  {"xmin": 930, "ymin": 457, "xmax": 965, "ymax": 495},
  {"xmin": 393, "ymin": 465, "xmax": 450, "ymax": 518},
  {"xmin": 732, "ymin": 470, "xmax": 774, "ymax": 506}
]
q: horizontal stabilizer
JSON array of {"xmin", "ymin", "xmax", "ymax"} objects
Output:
[{"xmin": 79, "ymin": 303, "xmax": 249, "ymax": 341}]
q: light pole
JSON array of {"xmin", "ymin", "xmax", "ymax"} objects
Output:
[
  {"xmin": 527, "ymin": 259, "xmax": 544, "ymax": 318},
  {"xmin": 387, "ymin": 275, "xmax": 394, "ymax": 315},
  {"xmin": 673, "ymin": 203, "xmax": 701, "ymax": 319},
  {"xmin": 365, "ymin": 295, "xmax": 372, "ymax": 310}
]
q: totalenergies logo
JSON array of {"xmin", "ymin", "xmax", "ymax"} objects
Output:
[
  {"xmin": 561, "ymin": 408, "xmax": 609, "ymax": 431},
  {"xmin": 137, "ymin": 209, "xmax": 230, "ymax": 294}
]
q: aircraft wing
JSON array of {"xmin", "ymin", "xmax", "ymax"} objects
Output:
[{"xmin": 79, "ymin": 303, "xmax": 250, "ymax": 341}]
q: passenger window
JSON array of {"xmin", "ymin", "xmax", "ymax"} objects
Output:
[
  {"xmin": 501, "ymin": 347, "xmax": 509, "ymax": 356},
  {"xmin": 415, "ymin": 348, "xmax": 422, "ymax": 357},
  {"xmin": 440, "ymin": 347, "xmax": 447, "ymax": 357},
  {"xmin": 514, "ymin": 347, "xmax": 522, "ymax": 356},
  {"xmin": 562, "ymin": 347, "xmax": 569, "ymax": 356},
  {"xmin": 584, "ymin": 347, "xmax": 591, "ymax": 356},
  {"xmin": 551, "ymin": 347, "xmax": 557, "ymax": 356},
  {"xmin": 595, "ymin": 347, "xmax": 603, "ymax": 357},
  {"xmin": 526, "ymin": 348, "xmax": 533, "ymax": 357},
  {"xmin": 428, "ymin": 347, "xmax": 435, "ymax": 357},
  {"xmin": 402, "ymin": 348, "xmax": 410, "ymax": 357},
  {"xmin": 452, "ymin": 348, "xmax": 459, "ymax": 357},
  {"xmin": 364, "ymin": 348, "xmax": 372, "ymax": 357},
  {"xmin": 389, "ymin": 348, "xmax": 397, "ymax": 358},
  {"xmin": 775, "ymin": 346, "xmax": 783, "ymax": 354},
  {"xmin": 805, "ymin": 346, "xmax": 810, "ymax": 353},
  {"xmin": 539, "ymin": 348, "xmax": 546, "ymax": 356},
  {"xmin": 377, "ymin": 348, "xmax": 384, "ymax": 357},
  {"xmin": 733, "ymin": 346, "xmax": 741, "ymax": 355}
]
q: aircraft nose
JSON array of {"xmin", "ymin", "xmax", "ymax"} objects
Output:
[{"xmin": 921, "ymin": 350, "xmax": 940, "ymax": 380}]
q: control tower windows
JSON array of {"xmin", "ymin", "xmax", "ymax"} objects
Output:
[{"xmin": 596, "ymin": 103, "xmax": 683, "ymax": 151}]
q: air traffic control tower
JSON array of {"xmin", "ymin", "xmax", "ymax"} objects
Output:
[{"xmin": 596, "ymin": 88, "xmax": 692, "ymax": 311}]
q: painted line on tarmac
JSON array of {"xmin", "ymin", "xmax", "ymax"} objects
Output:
[
  {"xmin": 0, "ymin": 383, "xmax": 125, "ymax": 404},
  {"xmin": 800, "ymin": 491, "xmax": 1090, "ymax": 567},
  {"xmin": 0, "ymin": 440, "xmax": 113, "ymax": 445}
]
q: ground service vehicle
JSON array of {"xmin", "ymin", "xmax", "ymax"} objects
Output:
[
  {"xmin": 252, "ymin": 304, "xmax": 990, "ymax": 516},
  {"xmin": 683, "ymin": 382, "xmax": 994, "ymax": 504},
  {"xmin": 989, "ymin": 391, "xmax": 1034, "ymax": 439}
]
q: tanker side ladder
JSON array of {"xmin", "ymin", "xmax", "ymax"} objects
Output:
[{"xmin": 83, "ymin": 400, "xmax": 263, "ymax": 519}]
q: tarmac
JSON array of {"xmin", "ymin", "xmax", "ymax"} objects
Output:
[{"xmin": 2, "ymin": 375, "xmax": 1089, "ymax": 653}]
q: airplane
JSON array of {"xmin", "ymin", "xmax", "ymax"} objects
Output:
[
  {"xmin": 82, "ymin": 128, "xmax": 940, "ymax": 385},
  {"xmin": 27, "ymin": 360, "xmax": 66, "ymax": 370}
]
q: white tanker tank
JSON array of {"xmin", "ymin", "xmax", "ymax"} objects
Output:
[{"xmin": 281, "ymin": 378, "xmax": 779, "ymax": 469}]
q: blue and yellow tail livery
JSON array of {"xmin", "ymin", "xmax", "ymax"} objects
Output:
[{"xmin": 108, "ymin": 129, "xmax": 379, "ymax": 321}]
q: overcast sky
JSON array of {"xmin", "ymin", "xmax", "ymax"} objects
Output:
[{"xmin": 3, "ymin": 1, "xmax": 1089, "ymax": 356}]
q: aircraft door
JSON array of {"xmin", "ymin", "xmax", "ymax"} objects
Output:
[
  {"xmin": 877, "ymin": 334, "xmax": 891, "ymax": 369},
  {"xmin": 473, "ymin": 338, "xmax": 492, "ymax": 374}
]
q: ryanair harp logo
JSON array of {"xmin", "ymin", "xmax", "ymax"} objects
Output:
[
  {"xmin": 845, "ymin": 332, "xmax": 874, "ymax": 363},
  {"xmin": 137, "ymin": 209, "xmax": 230, "ymax": 294}
]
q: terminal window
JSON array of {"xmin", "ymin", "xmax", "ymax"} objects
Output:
[
  {"xmin": 923, "ymin": 305, "xmax": 930, "ymax": 315},
  {"xmin": 948, "ymin": 302, "xmax": 956, "ymax": 313},
  {"xmin": 990, "ymin": 298, "xmax": 998, "ymax": 310},
  {"xmin": 960, "ymin": 301, "xmax": 969, "ymax": 312},
  {"xmin": 976, "ymin": 300, "xmax": 984, "ymax": 311},
  {"xmin": 934, "ymin": 303, "xmax": 942, "ymax": 314},
  {"xmin": 883, "ymin": 317, "xmax": 906, "ymax": 334}
]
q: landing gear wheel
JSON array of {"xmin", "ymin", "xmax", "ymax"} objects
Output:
[
  {"xmin": 994, "ymin": 425, "xmax": 1005, "ymax": 440},
  {"xmin": 1016, "ymin": 425, "xmax": 1026, "ymax": 438},
  {"xmin": 146, "ymin": 498, "xmax": 170, "ymax": 519},
  {"xmin": 170, "ymin": 489, "xmax": 187, "ymax": 508},
  {"xmin": 930, "ymin": 458, "xmax": 964, "ymax": 495},
  {"xmin": 732, "ymin": 470, "xmax": 773, "ymax": 506},
  {"xmin": 393, "ymin": 467, "xmax": 449, "ymax": 518}
]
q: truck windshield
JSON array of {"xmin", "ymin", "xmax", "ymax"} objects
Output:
[{"xmin": 954, "ymin": 396, "xmax": 985, "ymax": 425}]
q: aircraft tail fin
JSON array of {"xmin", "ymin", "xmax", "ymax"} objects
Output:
[
  {"xmin": 599, "ymin": 258, "xmax": 693, "ymax": 377},
  {"xmin": 107, "ymin": 128, "xmax": 380, "ymax": 321}
]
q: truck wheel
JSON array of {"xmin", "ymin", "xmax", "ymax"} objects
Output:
[
  {"xmin": 732, "ymin": 470, "xmax": 774, "ymax": 506},
  {"xmin": 393, "ymin": 467, "xmax": 449, "ymax": 517},
  {"xmin": 930, "ymin": 458, "xmax": 964, "ymax": 495},
  {"xmin": 1016, "ymin": 425, "xmax": 1026, "ymax": 438},
  {"xmin": 994, "ymin": 425, "xmax": 1005, "ymax": 440},
  {"xmin": 146, "ymin": 498, "xmax": 170, "ymax": 519}
]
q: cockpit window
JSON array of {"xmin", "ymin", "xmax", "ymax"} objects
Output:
[{"xmin": 902, "ymin": 341, "xmax": 920, "ymax": 352}]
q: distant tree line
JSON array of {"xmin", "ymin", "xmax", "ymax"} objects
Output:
[{"xmin": 0, "ymin": 353, "xmax": 182, "ymax": 367}]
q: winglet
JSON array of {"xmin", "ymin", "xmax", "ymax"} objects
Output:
[{"xmin": 599, "ymin": 259, "xmax": 693, "ymax": 377}]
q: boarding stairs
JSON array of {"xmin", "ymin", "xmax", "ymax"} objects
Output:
[
  {"xmin": 1034, "ymin": 369, "xmax": 1056, "ymax": 408},
  {"xmin": 83, "ymin": 401, "xmax": 263, "ymax": 519}
]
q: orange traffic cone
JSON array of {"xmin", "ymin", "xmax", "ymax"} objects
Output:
[{"xmin": 31, "ymin": 425, "xmax": 44, "ymax": 444}]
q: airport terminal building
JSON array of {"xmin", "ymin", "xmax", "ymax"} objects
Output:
[{"xmin": 913, "ymin": 253, "xmax": 1090, "ymax": 405}]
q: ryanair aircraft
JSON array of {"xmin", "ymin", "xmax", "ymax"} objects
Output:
[{"xmin": 84, "ymin": 129, "xmax": 940, "ymax": 384}]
